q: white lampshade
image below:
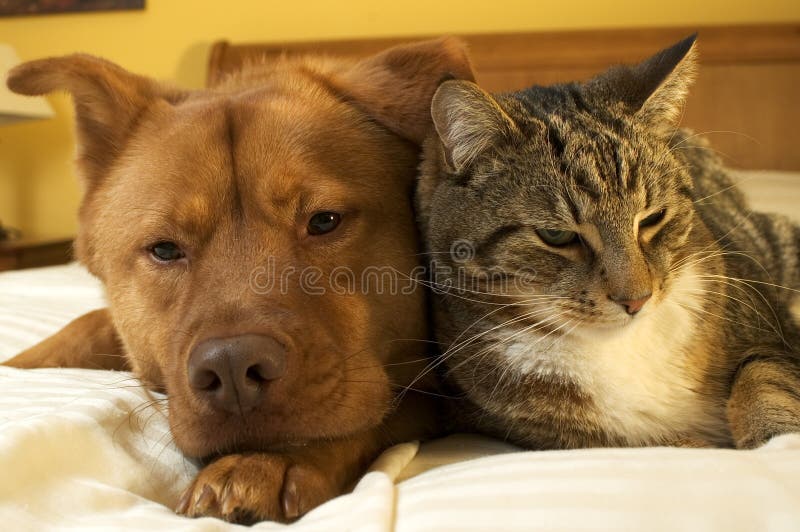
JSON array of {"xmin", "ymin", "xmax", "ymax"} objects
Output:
[{"xmin": 0, "ymin": 44, "xmax": 54, "ymax": 125}]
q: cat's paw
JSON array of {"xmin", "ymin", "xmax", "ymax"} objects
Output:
[
  {"xmin": 728, "ymin": 410, "xmax": 799, "ymax": 449},
  {"xmin": 664, "ymin": 436, "xmax": 716, "ymax": 448},
  {"xmin": 177, "ymin": 452, "xmax": 338, "ymax": 524},
  {"xmin": 727, "ymin": 357, "xmax": 800, "ymax": 449}
]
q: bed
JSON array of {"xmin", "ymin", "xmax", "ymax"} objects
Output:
[{"xmin": 2, "ymin": 24, "xmax": 800, "ymax": 531}]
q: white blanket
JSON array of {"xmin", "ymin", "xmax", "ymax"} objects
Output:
[{"xmin": 1, "ymin": 170, "xmax": 799, "ymax": 531}]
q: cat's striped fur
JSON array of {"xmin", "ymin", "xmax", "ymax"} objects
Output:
[{"xmin": 416, "ymin": 36, "xmax": 800, "ymax": 449}]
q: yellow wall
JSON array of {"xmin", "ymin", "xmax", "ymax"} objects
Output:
[{"xmin": 1, "ymin": 0, "xmax": 799, "ymax": 238}]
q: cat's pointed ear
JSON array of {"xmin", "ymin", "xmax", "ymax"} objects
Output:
[
  {"xmin": 7, "ymin": 54, "xmax": 188, "ymax": 184},
  {"xmin": 332, "ymin": 37, "xmax": 475, "ymax": 145},
  {"xmin": 585, "ymin": 34, "xmax": 697, "ymax": 128},
  {"xmin": 431, "ymin": 79, "xmax": 518, "ymax": 173}
]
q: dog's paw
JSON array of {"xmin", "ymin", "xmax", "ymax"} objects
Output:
[{"xmin": 176, "ymin": 452, "xmax": 338, "ymax": 524}]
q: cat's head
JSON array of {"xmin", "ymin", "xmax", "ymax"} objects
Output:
[{"xmin": 418, "ymin": 35, "xmax": 703, "ymax": 329}]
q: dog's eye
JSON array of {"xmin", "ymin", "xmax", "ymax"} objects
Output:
[
  {"xmin": 536, "ymin": 228, "xmax": 578, "ymax": 247},
  {"xmin": 150, "ymin": 241, "xmax": 185, "ymax": 262},
  {"xmin": 639, "ymin": 209, "xmax": 666, "ymax": 228},
  {"xmin": 307, "ymin": 212, "xmax": 341, "ymax": 236}
]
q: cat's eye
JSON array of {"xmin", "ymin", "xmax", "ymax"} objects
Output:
[
  {"xmin": 150, "ymin": 241, "xmax": 185, "ymax": 262},
  {"xmin": 536, "ymin": 228, "xmax": 579, "ymax": 247},
  {"xmin": 639, "ymin": 209, "xmax": 666, "ymax": 228},
  {"xmin": 308, "ymin": 212, "xmax": 342, "ymax": 236}
]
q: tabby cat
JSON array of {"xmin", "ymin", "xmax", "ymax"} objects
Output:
[{"xmin": 416, "ymin": 35, "xmax": 800, "ymax": 449}]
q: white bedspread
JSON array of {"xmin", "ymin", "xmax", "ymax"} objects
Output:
[{"xmin": 1, "ymin": 170, "xmax": 799, "ymax": 531}]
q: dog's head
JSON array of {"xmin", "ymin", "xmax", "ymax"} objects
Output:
[{"xmin": 8, "ymin": 39, "xmax": 473, "ymax": 457}]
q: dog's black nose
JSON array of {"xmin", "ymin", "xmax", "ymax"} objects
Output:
[{"xmin": 187, "ymin": 335, "xmax": 287, "ymax": 414}]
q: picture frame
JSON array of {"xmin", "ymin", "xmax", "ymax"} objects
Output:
[{"xmin": 0, "ymin": 0, "xmax": 145, "ymax": 16}]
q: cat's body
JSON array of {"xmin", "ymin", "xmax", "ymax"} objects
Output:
[{"xmin": 417, "ymin": 36, "xmax": 800, "ymax": 449}]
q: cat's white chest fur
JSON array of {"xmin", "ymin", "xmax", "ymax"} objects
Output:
[{"xmin": 499, "ymin": 266, "xmax": 725, "ymax": 444}]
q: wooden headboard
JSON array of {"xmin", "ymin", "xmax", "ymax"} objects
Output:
[{"xmin": 208, "ymin": 24, "xmax": 800, "ymax": 171}]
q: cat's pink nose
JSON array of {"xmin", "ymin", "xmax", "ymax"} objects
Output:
[{"xmin": 611, "ymin": 293, "xmax": 651, "ymax": 315}]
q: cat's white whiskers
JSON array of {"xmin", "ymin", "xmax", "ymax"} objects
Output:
[
  {"xmin": 422, "ymin": 307, "xmax": 551, "ymax": 379},
  {"xmin": 678, "ymin": 250, "xmax": 786, "ymax": 330},
  {"xmin": 445, "ymin": 304, "xmax": 554, "ymax": 360},
  {"xmin": 443, "ymin": 307, "xmax": 561, "ymax": 371},
  {"xmin": 386, "ymin": 265, "xmax": 570, "ymax": 303},
  {"xmin": 398, "ymin": 303, "xmax": 566, "ymax": 402},
  {"xmin": 670, "ymin": 209, "xmax": 762, "ymax": 275},
  {"xmin": 451, "ymin": 311, "xmax": 572, "ymax": 383},
  {"xmin": 675, "ymin": 268, "xmax": 784, "ymax": 340},
  {"xmin": 471, "ymin": 316, "xmax": 576, "ymax": 410},
  {"xmin": 670, "ymin": 250, "xmax": 724, "ymax": 271},
  {"xmin": 699, "ymin": 274, "xmax": 800, "ymax": 295},
  {"xmin": 671, "ymin": 248, "xmax": 774, "ymax": 282},
  {"xmin": 445, "ymin": 299, "xmax": 544, "ymax": 351},
  {"xmin": 462, "ymin": 312, "xmax": 576, "ymax": 388},
  {"xmin": 676, "ymin": 286, "xmax": 784, "ymax": 341},
  {"xmin": 694, "ymin": 274, "xmax": 790, "ymax": 346},
  {"xmin": 676, "ymin": 298, "xmax": 770, "ymax": 337}
]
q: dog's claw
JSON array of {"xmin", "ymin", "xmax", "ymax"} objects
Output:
[
  {"xmin": 175, "ymin": 488, "xmax": 192, "ymax": 515},
  {"xmin": 281, "ymin": 470, "xmax": 300, "ymax": 520},
  {"xmin": 194, "ymin": 484, "xmax": 217, "ymax": 515},
  {"xmin": 219, "ymin": 486, "xmax": 243, "ymax": 518}
]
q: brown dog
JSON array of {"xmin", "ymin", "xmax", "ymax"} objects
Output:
[{"xmin": 4, "ymin": 39, "xmax": 473, "ymax": 523}]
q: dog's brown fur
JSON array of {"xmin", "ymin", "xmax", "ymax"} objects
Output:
[{"xmin": 4, "ymin": 39, "xmax": 473, "ymax": 523}]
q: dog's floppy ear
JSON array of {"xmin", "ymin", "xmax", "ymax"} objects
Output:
[
  {"xmin": 333, "ymin": 37, "xmax": 475, "ymax": 144},
  {"xmin": 7, "ymin": 54, "xmax": 187, "ymax": 185}
]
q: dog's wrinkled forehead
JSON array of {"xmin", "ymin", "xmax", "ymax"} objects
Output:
[{"xmin": 114, "ymin": 85, "xmax": 403, "ymax": 233}]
